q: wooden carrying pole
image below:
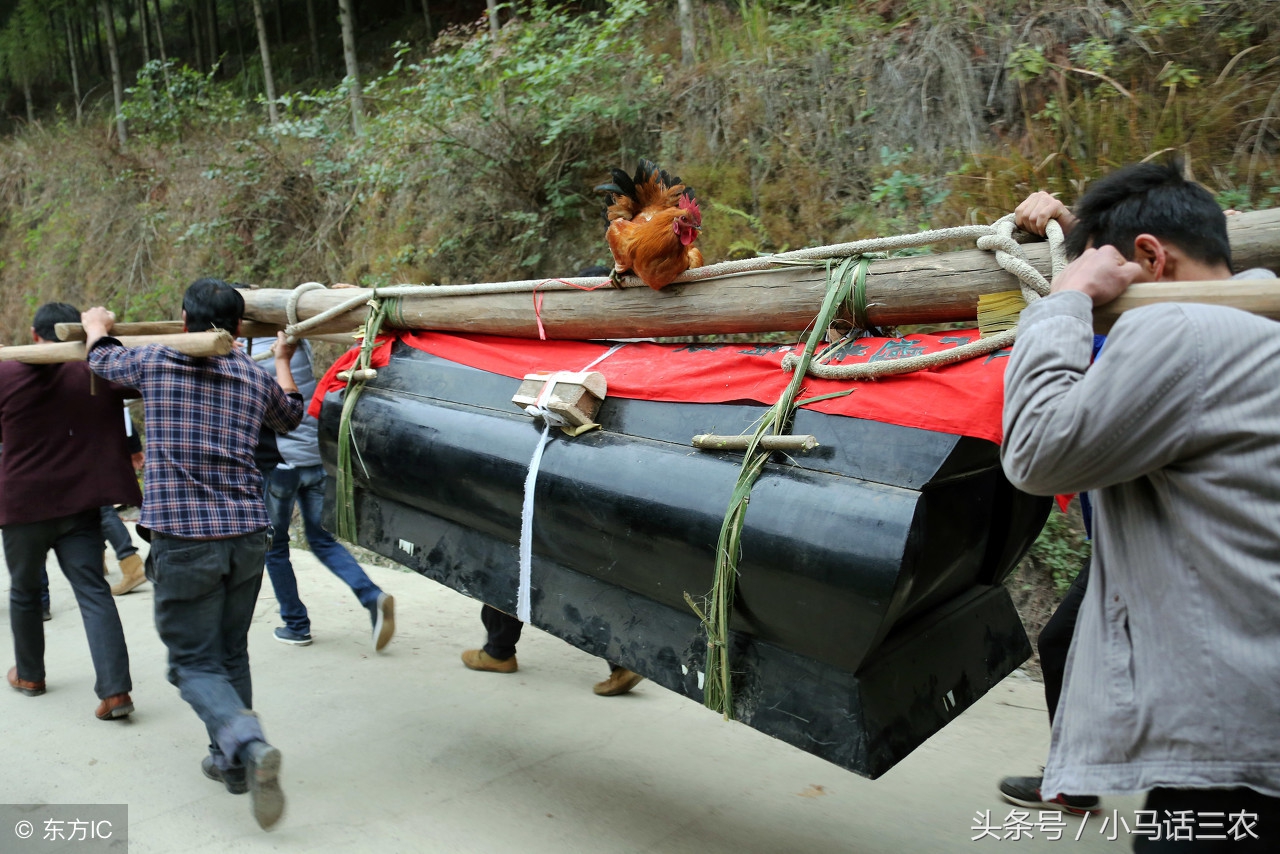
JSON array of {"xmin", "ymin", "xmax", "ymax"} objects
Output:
[
  {"xmin": 54, "ymin": 320, "xmax": 285, "ymax": 341},
  {"xmin": 1094, "ymin": 278, "xmax": 1280, "ymax": 332},
  {"xmin": 54, "ymin": 320, "xmax": 360, "ymax": 347},
  {"xmin": 234, "ymin": 209, "xmax": 1280, "ymax": 339},
  {"xmin": 0, "ymin": 330, "xmax": 234, "ymax": 364}
]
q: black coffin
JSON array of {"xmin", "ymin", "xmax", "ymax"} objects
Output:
[{"xmin": 318, "ymin": 340, "xmax": 1048, "ymax": 777}]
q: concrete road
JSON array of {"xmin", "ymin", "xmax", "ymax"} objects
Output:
[{"xmin": 2, "ymin": 529, "xmax": 1142, "ymax": 852}]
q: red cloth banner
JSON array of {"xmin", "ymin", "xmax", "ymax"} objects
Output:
[{"xmin": 311, "ymin": 330, "xmax": 1011, "ymax": 444}]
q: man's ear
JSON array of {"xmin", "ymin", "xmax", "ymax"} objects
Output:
[
  {"xmin": 181, "ymin": 309, "xmax": 188, "ymax": 333},
  {"xmin": 30, "ymin": 327, "xmax": 39, "ymax": 344},
  {"xmin": 234, "ymin": 319, "xmax": 242, "ymax": 337},
  {"xmin": 1131, "ymin": 234, "xmax": 1169, "ymax": 281}
]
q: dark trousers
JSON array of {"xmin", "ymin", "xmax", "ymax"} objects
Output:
[
  {"xmin": 3, "ymin": 510, "xmax": 132, "ymax": 697},
  {"xmin": 149, "ymin": 529, "xmax": 270, "ymax": 770},
  {"xmin": 1038, "ymin": 560, "xmax": 1090, "ymax": 725},
  {"xmin": 480, "ymin": 603, "xmax": 620, "ymax": 670},
  {"xmin": 1134, "ymin": 787, "xmax": 1280, "ymax": 852},
  {"xmin": 37, "ymin": 506, "xmax": 138, "ymax": 612},
  {"xmin": 481, "ymin": 604, "xmax": 523, "ymax": 660}
]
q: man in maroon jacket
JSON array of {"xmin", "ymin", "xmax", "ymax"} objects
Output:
[{"xmin": 1, "ymin": 302, "xmax": 141, "ymax": 720}]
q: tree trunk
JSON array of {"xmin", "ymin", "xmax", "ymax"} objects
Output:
[
  {"xmin": 22, "ymin": 80, "xmax": 34, "ymax": 125},
  {"xmin": 273, "ymin": 0, "xmax": 283, "ymax": 45},
  {"xmin": 250, "ymin": 0, "xmax": 279, "ymax": 123},
  {"xmin": 486, "ymin": 0, "xmax": 499, "ymax": 38},
  {"xmin": 305, "ymin": 0, "xmax": 321, "ymax": 74},
  {"xmin": 65, "ymin": 13, "xmax": 83, "ymax": 124},
  {"xmin": 137, "ymin": 0, "xmax": 152, "ymax": 64},
  {"xmin": 119, "ymin": 0, "xmax": 133, "ymax": 48},
  {"xmin": 189, "ymin": 7, "xmax": 204, "ymax": 72},
  {"xmin": 337, "ymin": 0, "xmax": 364, "ymax": 134},
  {"xmin": 206, "ymin": 0, "xmax": 220, "ymax": 71},
  {"xmin": 421, "ymin": 0, "xmax": 432, "ymax": 40},
  {"xmin": 72, "ymin": 14, "xmax": 91, "ymax": 88},
  {"xmin": 99, "ymin": 0, "xmax": 128, "ymax": 148},
  {"xmin": 677, "ymin": 0, "xmax": 695, "ymax": 68},
  {"xmin": 151, "ymin": 0, "xmax": 171, "ymax": 89},
  {"xmin": 230, "ymin": 0, "xmax": 247, "ymax": 75},
  {"xmin": 93, "ymin": 10, "xmax": 107, "ymax": 77}
]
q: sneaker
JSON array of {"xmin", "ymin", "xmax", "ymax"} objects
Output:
[
  {"xmin": 240, "ymin": 740, "xmax": 285, "ymax": 830},
  {"xmin": 201, "ymin": 754, "xmax": 248, "ymax": 795},
  {"xmin": 370, "ymin": 592, "xmax": 395, "ymax": 652},
  {"xmin": 593, "ymin": 666, "xmax": 644, "ymax": 696},
  {"xmin": 461, "ymin": 649, "xmax": 518, "ymax": 673},
  {"xmin": 273, "ymin": 627, "xmax": 313, "ymax": 647},
  {"xmin": 999, "ymin": 775, "xmax": 1100, "ymax": 816}
]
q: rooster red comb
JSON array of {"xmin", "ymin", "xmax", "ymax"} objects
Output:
[{"xmin": 678, "ymin": 193, "xmax": 702, "ymax": 226}]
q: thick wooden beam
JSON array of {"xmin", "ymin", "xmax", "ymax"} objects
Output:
[{"xmin": 235, "ymin": 209, "xmax": 1280, "ymax": 338}]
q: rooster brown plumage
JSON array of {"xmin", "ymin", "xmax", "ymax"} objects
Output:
[{"xmin": 596, "ymin": 160, "xmax": 704, "ymax": 290}]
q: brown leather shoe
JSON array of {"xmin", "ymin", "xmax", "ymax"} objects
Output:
[
  {"xmin": 111, "ymin": 553, "xmax": 147, "ymax": 596},
  {"xmin": 7, "ymin": 666, "xmax": 45, "ymax": 697},
  {"xmin": 593, "ymin": 666, "xmax": 644, "ymax": 696},
  {"xmin": 461, "ymin": 649, "xmax": 518, "ymax": 673},
  {"xmin": 95, "ymin": 692, "xmax": 134, "ymax": 720}
]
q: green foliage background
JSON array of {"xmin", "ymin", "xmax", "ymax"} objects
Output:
[
  {"xmin": 1, "ymin": 0, "xmax": 1277, "ymax": 342},
  {"xmin": 2, "ymin": 0, "xmax": 1272, "ymax": 627}
]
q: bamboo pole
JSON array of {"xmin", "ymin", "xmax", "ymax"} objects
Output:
[
  {"xmin": 693, "ymin": 434, "xmax": 819, "ymax": 451},
  {"xmin": 235, "ymin": 209, "xmax": 1280, "ymax": 339},
  {"xmin": 0, "ymin": 330, "xmax": 234, "ymax": 364}
]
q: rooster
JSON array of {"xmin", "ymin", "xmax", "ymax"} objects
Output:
[{"xmin": 596, "ymin": 160, "xmax": 704, "ymax": 290}]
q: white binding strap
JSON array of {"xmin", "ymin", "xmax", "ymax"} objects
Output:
[{"xmin": 516, "ymin": 344, "xmax": 625, "ymax": 622}]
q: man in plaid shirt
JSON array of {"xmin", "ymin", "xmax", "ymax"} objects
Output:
[{"xmin": 83, "ymin": 279, "xmax": 304, "ymax": 831}]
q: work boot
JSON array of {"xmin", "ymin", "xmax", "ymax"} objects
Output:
[
  {"xmin": 593, "ymin": 666, "xmax": 644, "ymax": 696},
  {"xmin": 111, "ymin": 554, "xmax": 147, "ymax": 596},
  {"xmin": 95, "ymin": 692, "xmax": 134, "ymax": 720},
  {"xmin": 240, "ymin": 740, "xmax": 285, "ymax": 830},
  {"xmin": 202, "ymin": 754, "xmax": 248, "ymax": 795},
  {"xmin": 7, "ymin": 666, "xmax": 45, "ymax": 697},
  {"xmin": 461, "ymin": 649, "xmax": 517, "ymax": 673}
]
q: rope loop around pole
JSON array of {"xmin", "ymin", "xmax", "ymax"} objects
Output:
[{"xmin": 781, "ymin": 211, "xmax": 1066, "ymax": 380}]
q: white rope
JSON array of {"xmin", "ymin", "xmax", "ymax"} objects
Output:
[
  {"xmin": 779, "ymin": 216, "xmax": 1065, "ymax": 379},
  {"xmin": 515, "ymin": 344, "xmax": 625, "ymax": 622}
]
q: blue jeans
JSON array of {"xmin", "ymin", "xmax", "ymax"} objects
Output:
[
  {"xmin": 148, "ymin": 529, "xmax": 270, "ymax": 771},
  {"xmin": 101, "ymin": 505, "xmax": 138, "ymax": 561},
  {"xmin": 4, "ymin": 510, "xmax": 132, "ymax": 697},
  {"xmin": 264, "ymin": 464, "xmax": 382, "ymax": 635}
]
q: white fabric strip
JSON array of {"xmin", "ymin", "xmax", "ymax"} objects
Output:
[{"xmin": 516, "ymin": 344, "xmax": 626, "ymax": 622}]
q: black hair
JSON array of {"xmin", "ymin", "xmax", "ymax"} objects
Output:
[
  {"xmin": 1065, "ymin": 158, "xmax": 1231, "ymax": 268},
  {"xmin": 32, "ymin": 302, "xmax": 81, "ymax": 342},
  {"xmin": 183, "ymin": 278, "xmax": 245, "ymax": 333}
]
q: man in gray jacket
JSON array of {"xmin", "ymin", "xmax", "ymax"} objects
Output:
[
  {"xmin": 245, "ymin": 337, "xmax": 395, "ymax": 652},
  {"xmin": 1001, "ymin": 160, "xmax": 1279, "ymax": 850}
]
